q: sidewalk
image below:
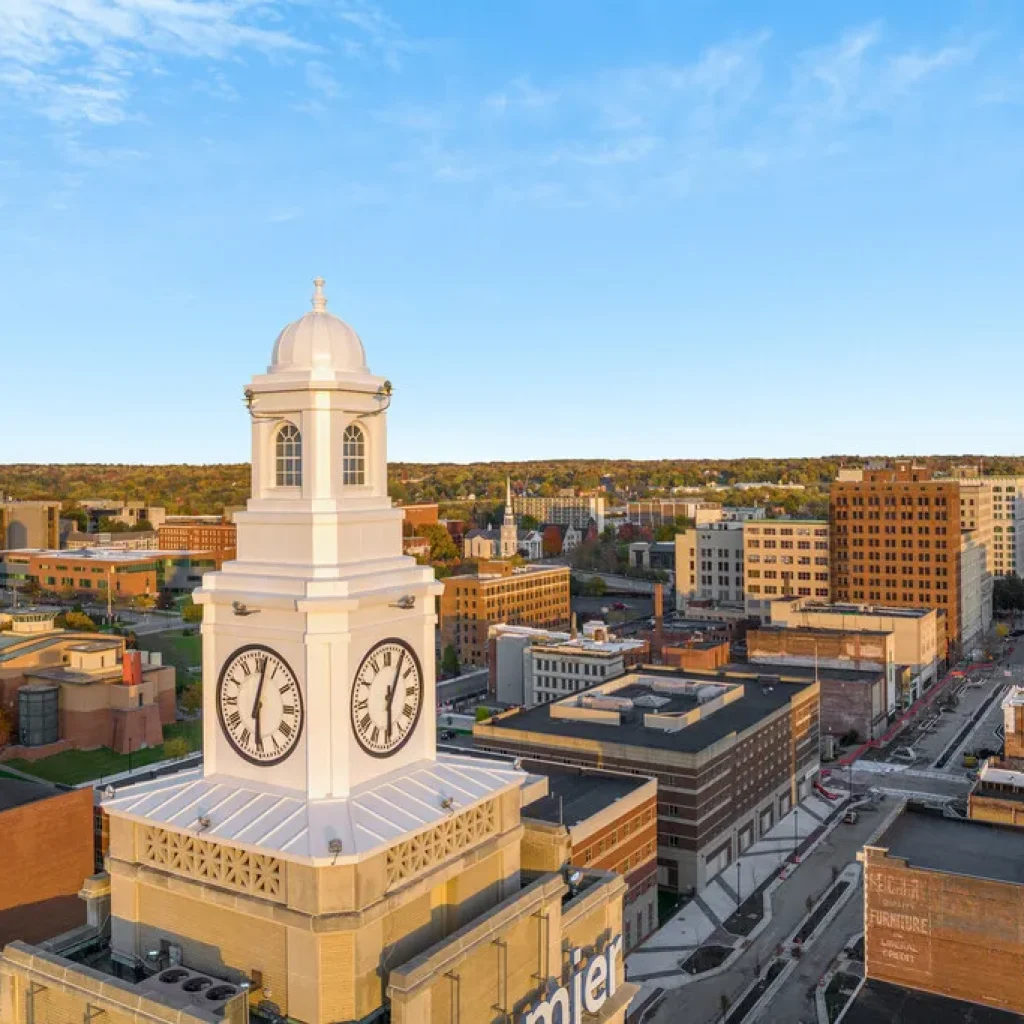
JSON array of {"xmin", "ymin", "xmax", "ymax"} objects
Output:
[{"xmin": 627, "ymin": 788, "xmax": 842, "ymax": 985}]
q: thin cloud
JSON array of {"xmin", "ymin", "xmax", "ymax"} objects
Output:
[
  {"xmin": 0, "ymin": 0, "xmax": 313, "ymax": 123},
  {"xmin": 305, "ymin": 60, "xmax": 342, "ymax": 99}
]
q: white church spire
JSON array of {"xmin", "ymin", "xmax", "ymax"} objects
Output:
[{"xmin": 500, "ymin": 475, "xmax": 517, "ymax": 557}]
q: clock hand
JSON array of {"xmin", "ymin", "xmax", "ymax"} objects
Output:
[
  {"xmin": 386, "ymin": 652, "xmax": 404, "ymax": 740},
  {"xmin": 251, "ymin": 656, "xmax": 268, "ymax": 750}
]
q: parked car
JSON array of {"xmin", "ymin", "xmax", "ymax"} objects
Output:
[{"xmin": 843, "ymin": 810, "xmax": 860, "ymax": 825}]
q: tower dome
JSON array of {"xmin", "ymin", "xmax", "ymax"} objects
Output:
[{"xmin": 269, "ymin": 277, "xmax": 369, "ymax": 376}]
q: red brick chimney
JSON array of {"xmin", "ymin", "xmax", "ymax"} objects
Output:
[{"xmin": 122, "ymin": 649, "xmax": 142, "ymax": 686}]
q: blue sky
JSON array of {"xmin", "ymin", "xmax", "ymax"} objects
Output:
[{"xmin": 2, "ymin": 1, "xmax": 1022, "ymax": 464}]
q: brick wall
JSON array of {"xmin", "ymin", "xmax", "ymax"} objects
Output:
[
  {"xmin": 864, "ymin": 846, "xmax": 1024, "ymax": 1015},
  {"xmin": 663, "ymin": 642, "xmax": 729, "ymax": 671},
  {"xmin": 0, "ymin": 786, "xmax": 94, "ymax": 945},
  {"xmin": 819, "ymin": 676, "xmax": 885, "ymax": 742}
]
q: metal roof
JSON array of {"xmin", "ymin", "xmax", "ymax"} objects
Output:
[{"xmin": 102, "ymin": 752, "xmax": 526, "ymax": 865}]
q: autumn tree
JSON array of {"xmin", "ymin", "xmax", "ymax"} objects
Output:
[
  {"xmin": 164, "ymin": 736, "xmax": 190, "ymax": 759},
  {"xmin": 61, "ymin": 610, "xmax": 98, "ymax": 632},
  {"xmin": 416, "ymin": 523, "xmax": 458, "ymax": 562},
  {"xmin": 181, "ymin": 599, "xmax": 203, "ymax": 624},
  {"xmin": 180, "ymin": 683, "xmax": 203, "ymax": 715}
]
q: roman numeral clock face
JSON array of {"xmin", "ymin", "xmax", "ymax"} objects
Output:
[
  {"xmin": 351, "ymin": 639, "xmax": 423, "ymax": 757},
  {"xmin": 217, "ymin": 645, "xmax": 303, "ymax": 765}
]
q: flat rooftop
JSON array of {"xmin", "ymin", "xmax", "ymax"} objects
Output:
[
  {"xmin": 773, "ymin": 597, "xmax": 933, "ymax": 620},
  {"xmin": 482, "ymin": 668, "xmax": 808, "ymax": 753},
  {"xmin": 664, "ymin": 639, "xmax": 728, "ymax": 651},
  {"xmin": 0, "ymin": 774, "xmax": 62, "ymax": 813},
  {"xmin": 751, "ymin": 624, "xmax": 891, "ymax": 639},
  {"xmin": 521, "ymin": 760, "xmax": 648, "ymax": 827},
  {"xmin": 843, "ymin": 978, "xmax": 1022, "ymax": 1024},
  {"xmin": 531, "ymin": 636, "xmax": 647, "ymax": 656},
  {"xmin": 1, "ymin": 547, "xmax": 208, "ymax": 561},
  {"xmin": 708, "ymin": 661, "xmax": 883, "ymax": 684},
  {"xmin": 874, "ymin": 803, "xmax": 1024, "ymax": 886}
]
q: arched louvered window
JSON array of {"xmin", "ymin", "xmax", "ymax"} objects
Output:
[
  {"xmin": 343, "ymin": 423, "xmax": 366, "ymax": 485},
  {"xmin": 275, "ymin": 423, "xmax": 302, "ymax": 487}
]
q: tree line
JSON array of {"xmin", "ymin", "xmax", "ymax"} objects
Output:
[{"xmin": 4, "ymin": 455, "xmax": 1023, "ymax": 516}]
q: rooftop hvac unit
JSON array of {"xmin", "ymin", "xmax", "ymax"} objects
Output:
[{"xmin": 579, "ymin": 695, "xmax": 634, "ymax": 711}]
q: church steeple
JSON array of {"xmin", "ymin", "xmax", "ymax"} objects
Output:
[
  {"xmin": 503, "ymin": 476, "xmax": 514, "ymax": 526},
  {"xmin": 500, "ymin": 475, "xmax": 517, "ymax": 557}
]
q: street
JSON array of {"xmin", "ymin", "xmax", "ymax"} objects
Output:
[{"xmin": 644, "ymin": 800, "xmax": 887, "ymax": 1024}]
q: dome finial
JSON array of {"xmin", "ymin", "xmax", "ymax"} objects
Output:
[{"xmin": 312, "ymin": 276, "xmax": 327, "ymax": 312}]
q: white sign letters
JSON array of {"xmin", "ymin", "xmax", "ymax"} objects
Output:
[{"xmin": 522, "ymin": 936, "xmax": 622, "ymax": 1024}]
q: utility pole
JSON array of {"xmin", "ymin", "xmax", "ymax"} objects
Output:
[{"xmin": 107, "ymin": 567, "xmax": 113, "ymax": 623}]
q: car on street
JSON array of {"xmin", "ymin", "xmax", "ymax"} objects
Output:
[{"xmin": 843, "ymin": 810, "xmax": 859, "ymax": 824}]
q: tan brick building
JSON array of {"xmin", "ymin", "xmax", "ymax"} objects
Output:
[
  {"xmin": 743, "ymin": 519, "xmax": 830, "ymax": 619},
  {"xmin": 439, "ymin": 561, "xmax": 570, "ymax": 667},
  {"xmin": 0, "ymin": 614, "xmax": 175, "ymax": 758},
  {"xmin": 0, "ymin": 498, "xmax": 59, "ymax": 550}
]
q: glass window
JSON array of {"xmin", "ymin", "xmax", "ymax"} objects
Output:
[
  {"xmin": 275, "ymin": 422, "xmax": 302, "ymax": 487},
  {"xmin": 343, "ymin": 423, "xmax": 366, "ymax": 485}
]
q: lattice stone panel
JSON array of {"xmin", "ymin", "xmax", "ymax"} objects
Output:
[
  {"xmin": 140, "ymin": 825, "xmax": 284, "ymax": 900},
  {"xmin": 385, "ymin": 800, "xmax": 498, "ymax": 888}
]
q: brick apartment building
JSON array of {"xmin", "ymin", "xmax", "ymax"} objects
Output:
[
  {"xmin": 743, "ymin": 519, "xmax": 830, "ymax": 619},
  {"xmin": 829, "ymin": 462, "xmax": 989, "ymax": 656},
  {"xmin": 475, "ymin": 666, "xmax": 820, "ymax": 892},
  {"xmin": 439, "ymin": 561, "xmax": 570, "ymax": 667},
  {"xmin": 158, "ymin": 519, "xmax": 237, "ymax": 560},
  {"xmin": 0, "ymin": 548, "xmax": 221, "ymax": 600}
]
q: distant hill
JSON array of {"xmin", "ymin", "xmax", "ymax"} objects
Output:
[{"xmin": 2, "ymin": 456, "xmax": 1021, "ymax": 517}]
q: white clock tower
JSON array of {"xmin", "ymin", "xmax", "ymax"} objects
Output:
[
  {"xmin": 198, "ymin": 277, "xmax": 442, "ymax": 798},
  {"xmin": 98, "ymin": 280, "xmax": 530, "ymax": 1024}
]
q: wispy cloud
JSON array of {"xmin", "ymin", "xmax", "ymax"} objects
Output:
[
  {"xmin": 305, "ymin": 60, "xmax": 342, "ymax": 99},
  {"xmin": 793, "ymin": 23, "xmax": 982, "ymax": 125},
  {"xmin": 335, "ymin": 0, "xmax": 429, "ymax": 72},
  {"xmin": 0, "ymin": 0, "xmax": 313, "ymax": 123}
]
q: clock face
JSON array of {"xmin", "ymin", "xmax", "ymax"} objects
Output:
[
  {"xmin": 351, "ymin": 639, "xmax": 423, "ymax": 758},
  {"xmin": 216, "ymin": 645, "xmax": 304, "ymax": 766}
]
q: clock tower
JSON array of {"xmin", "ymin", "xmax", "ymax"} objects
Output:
[
  {"xmin": 197, "ymin": 277, "xmax": 441, "ymax": 799},
  {"xmin": 100, "ymin": 281, "xmax": 528, "ymax": 1023}
]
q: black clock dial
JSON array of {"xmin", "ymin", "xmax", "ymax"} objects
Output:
[
  {"xmin": 351, "ymin": 639, "xmax": 423, "ymax": 757},
  {"xmin": 217, "ymin": 645, "xmax": 303, "ymax": 765}
]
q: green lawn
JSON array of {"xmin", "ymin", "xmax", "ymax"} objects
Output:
[
  {"xmin": 6, "ymin": 720, "xmax": 202, "ymax": 786},
  {"xmin": 140, "ymin": 630, "xmax": 203, "ymax": 690}
]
